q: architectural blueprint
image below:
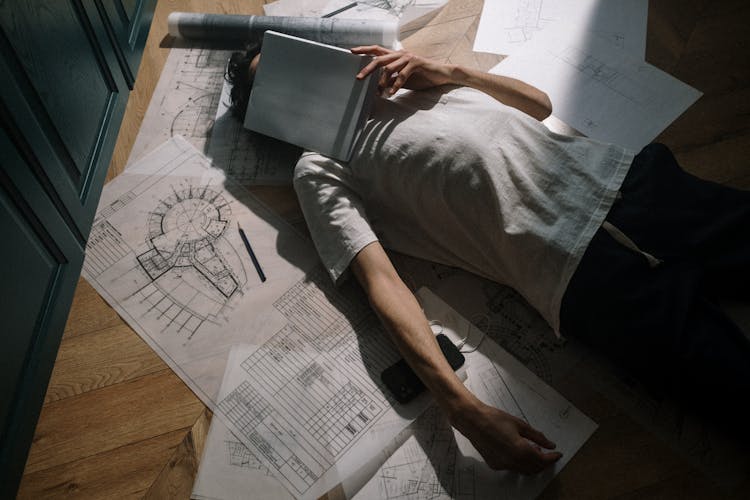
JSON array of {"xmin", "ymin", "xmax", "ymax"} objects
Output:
[
  {"xmin": 129, "ymin": 44, "xmax": 304, "ymax": 185},
  {"xmin": 210, "ymin": 275, "xmax": 438, "ymax": 499},
  {"xmin": 192, "ymin": 289, "xmax": 597, "ymax": 500},
  {"xmin": 168, "ymin": 12, "xmax": 399, "ymax": 48},
  {"xmin": 192, "ymin": 346, "xmax": 294, "ymax": 500},
  {"xmin": 85, "ymin": 137, "xmax": 436, "ymax": 500},
  {"xmin": 491, "ymin": 32, "xmax": 702, "ymax": 150},
  {"xmin": 85, "ymin": 136, "xmax": 317, "ymax": 402},
  {"xmin": 208, "ymin": 78, "xmax": 302, "ymax": 185},
  {"xmin": 473, "ymin": 0, "xmax": 648, "ymax": 58},
  {"xmin": 129, "ymin": 45, "xmax": 229, "ymax": 164}
]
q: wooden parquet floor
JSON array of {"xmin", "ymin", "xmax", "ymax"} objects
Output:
[{"xmin": 18, "ymin": 0, "xmax": 750, "ymax": 498}]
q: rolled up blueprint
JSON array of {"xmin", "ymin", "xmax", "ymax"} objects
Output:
[{"xmin": 167, "ymin": 12, "xmax": 398, "ymax": 48}]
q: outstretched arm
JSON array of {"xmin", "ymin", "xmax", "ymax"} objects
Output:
[
  {"xmin": 351, "ymin": 242, "xmax": 562, "ymax": 474},
  {"xmin": 351, "ymin": 45, "xmax": 552, "ymax": 121}
]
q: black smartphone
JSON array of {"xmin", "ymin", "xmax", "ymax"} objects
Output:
[{"xmin": 381, "ymin": 333, "xmax": 465, "ymax": 404}]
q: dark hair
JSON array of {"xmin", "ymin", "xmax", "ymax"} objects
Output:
[{"xmin": 225, "ymin": 42, "xmax": 262, "ymax": 121}]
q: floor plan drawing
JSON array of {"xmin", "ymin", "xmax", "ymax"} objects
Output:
[
  {"xmin": 359, "ymin": 0, "xmax": 417, "ymax": 17},
  {"xmin": 135, "ymin": 184, "xmax": 246, "ymax": 339},
  {"xmin": 359, "ymin": 406, "xmax": 474, "ymax": 500},
  {"xmin": 470, "ymin": 283, "xmax": 575, "ymax": 383},
  {"xmin": 226, "ymin": 439, "xmax": 270, "ymax": 471},
  {"xmin": 129, "ymin": 46, "xmax": 229, "ymax": 164},
  {"xmin": 85, "ymin": 174, "xmax": 248, "ymax": 341},
  {"xmin": 504, "ymin": 0, "xmax": 553, "ymax": 44},
  {"xmin": 139, "ymin": 185, "xmax": 238, "ymax": 291},
  {"xmin": 474, "ymin": 0, "xmax": 649, "ymax": 58},
  {"xmin": 84, "ymin": 136, "xmax": 328, "ymax": 402},
  {"xmin": 555, "ymin": 46, "xmax": 654, "ymax": 107},
  {"xmin": 167, "ymin": 48, "xmax": 226, "ymax": 141},
  {"xmin": 429, "ymin": 272, "xmax": 750, "ymax": 489},
  {"xmin": 129, "ymin": 44, "xmax": 300, "ymax": 186},
  {"xmin": 387, "ymin": 257, "xmax": 582, "ymax": 384},
  {"xmin": 265, "ymin": 0, "xmax": 425, "ymax": 21},
  {"xmin": 192, "ymin": 289, "xmax": 596, "ymax": 500},
  {"xmin": 208, "ymin": 79, "xmax": 302, "ymax": 185},
  {"xmin": 193, "ymin": 346, "xmax": 295, "ymax": 500}
]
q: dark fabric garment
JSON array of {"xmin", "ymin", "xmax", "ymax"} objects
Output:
[{"xmin": 560, "ymin": 143, "xmax": 750, "ymax": 437}]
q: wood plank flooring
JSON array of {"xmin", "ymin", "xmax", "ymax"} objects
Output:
[{"xmin": 18, "ymin": 0, "xmax": 750, "ymax": 498}]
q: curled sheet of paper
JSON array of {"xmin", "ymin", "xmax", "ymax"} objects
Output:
[{"xmin": 168, "ymin": 12, "xmax": 399, "ymax": 48}]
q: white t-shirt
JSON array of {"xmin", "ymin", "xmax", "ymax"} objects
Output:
[{"xmin": 293, "ymin": 86, "xmax": 634, "ymax": 333}]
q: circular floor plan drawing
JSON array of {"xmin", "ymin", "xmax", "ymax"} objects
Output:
[{"xmin": 135, "ymin": 184, "xmax": 246, "ymax": 336}]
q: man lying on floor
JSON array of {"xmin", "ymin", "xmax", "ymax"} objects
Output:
[{"xmin": 226, "ymin": 43, "xmax": 750, "ymax": 474}]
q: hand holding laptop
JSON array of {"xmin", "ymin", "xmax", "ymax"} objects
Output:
[{"xmin": 352, "ymin": 45, "xmax": 455, "ymax": 95}]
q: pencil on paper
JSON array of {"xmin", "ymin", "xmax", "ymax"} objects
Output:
[
  {"xmin": 322, "ymin": 2, "xmax": 357, "ymax": 18},
  {"xmin": 238, "ymin": 223, "xmax": 266, "ymax": 282}
]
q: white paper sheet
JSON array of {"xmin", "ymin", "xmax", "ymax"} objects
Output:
[
  {"xmin": 473, "ymin": 0, "xmax": 649, "ymax": 58},
  {"xmin": 491, "ymin": 31, "xmax": 702, "ymax": 150},
  {"xmin": 85, "ymin": 137, "xmax": 433, "ymax": 500}
]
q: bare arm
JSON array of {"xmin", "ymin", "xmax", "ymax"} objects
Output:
[
  {"xmin": 352, "ymin": 46, "xmax": 552, "ymax": 121},
  {"xmin": 351, "ymin": 242, "xmax": 562, "ymax": 474}
]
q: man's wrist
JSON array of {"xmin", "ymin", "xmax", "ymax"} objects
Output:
[
  {"xmin": 441, "ymin": 391, "xmax": 484, "ymax": 432},
  {"xmin": 446, "ymin": 64, "xmax": 470, "ymax": 87}
]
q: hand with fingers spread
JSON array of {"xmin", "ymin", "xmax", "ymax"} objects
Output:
[
  {"xmin": 351, "ymin": 45, "xmax": 456, "ymax": 96},
  {"xmin": 451, "ymin": 399, "xmax": 563, "ymax": 474}
]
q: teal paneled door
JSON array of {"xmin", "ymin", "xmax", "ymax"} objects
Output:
[
  {"xmin": 0, "ymin": 1, "xmax": 154, "ymax": 496},
  {"xmin": 0, "ymin": 126, "xmax": 85, "ymax": 498}
]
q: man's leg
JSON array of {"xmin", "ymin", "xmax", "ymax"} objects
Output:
[
  {"xmin": 606, "ymin": 143, "xmax": 750, "ymax": 298},
  {"xmin": 673, "ymin": 295, "xmax": 750, "ymax": 437},
  {"xmin": 560, "ymin": 227, "xmax": 701, "ymax": 398},
  {"xmin": 561, "ymin": 228, "xmax": 750, "ymax": 439}
]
